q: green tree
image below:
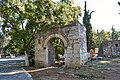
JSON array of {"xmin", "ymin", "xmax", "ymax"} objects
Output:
[
  {"xmin": 92, "ymin": 30, "xmax": 99, "ymax": 48},
  {"xmin": 0, "ymin": 32, "xmax": 11, "ymax": 54},
  {"xmin": 83, "ymin": 1, "xmax": 95, "ymax": 52},
  {"xmin": 52, "ymin": 38, "xmax": 64, "ymax": 61},
  {"xmin": 118, "ymin": 2, "xmax": 120, "ymax": 6},
  {"xmin": 93, "ymin": 29, "xmax": 110, "ymax": 48},
  {"xmin": 99, "ymin": 30, "xmax": 110, "ymax": 41},
  {"xmin": 110, "ymin": 26, "xmax": 120, "ymax": 40},
  {"xmin": 0, "ymin": 32, "xmax": 3, "ymax": 54},
  {"xmin": 0, "ymin": 0, "xmax": 81, "ymax": 65},
  {"xmin": 0, "ymin": 0, "xmax": 36, "ymax": 56}
]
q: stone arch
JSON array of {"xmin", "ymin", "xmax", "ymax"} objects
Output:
[{"xmin": 44, "ymin": 34, "xmax": 67, "ymax": 48}]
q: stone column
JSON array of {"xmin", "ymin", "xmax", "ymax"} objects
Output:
[{"xmin": 45, "ymin": 47, "xmax": 48, "ymax": 66}]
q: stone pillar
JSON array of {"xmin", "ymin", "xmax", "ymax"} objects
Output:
[
  {"xmin": 65, "ymin": 46, "xmax": 81, "ymax": 68},
  {"xmin": 45, "ymin": 47, "xmax": 48, "ymax": 66}
]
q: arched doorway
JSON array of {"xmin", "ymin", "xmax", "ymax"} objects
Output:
[
  {"xmin": 45, "ymin": 37, "xmax": 65, "ymax": 66},
  {"xmin": 44, "ymin": 34, "xmax": 67, "ymax": 66}
]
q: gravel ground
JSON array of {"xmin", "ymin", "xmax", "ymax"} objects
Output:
[{"xmin": 26, "ymin": 57, "xmax": 120, "ymax": 80}]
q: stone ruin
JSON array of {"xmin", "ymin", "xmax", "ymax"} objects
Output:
[
  {"xmin": 99, "ymin": 40, "xmax": 120, "ymax": 57},
  {"xmin": 34, "ymin": 22, "xmax": 88, "ymax": 68}
]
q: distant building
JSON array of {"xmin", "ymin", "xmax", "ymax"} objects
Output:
[{"xmin": 98, "ymin": 40, "xmax": 120, "ymax": 57}]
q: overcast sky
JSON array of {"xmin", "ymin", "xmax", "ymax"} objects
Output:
[{"xmin": 54, "ymin": 0, "xmax": 120, "ymax": 31}]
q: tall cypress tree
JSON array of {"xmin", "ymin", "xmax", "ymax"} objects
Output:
[{"xmin": 83, "ymin": 1, "xmax": 95, "ymax": 52}]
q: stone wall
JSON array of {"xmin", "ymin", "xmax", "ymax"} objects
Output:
[
  {"xmin": 102, "ymin": 40, "xmax": 120, "ymax": 57},
  {"xmin": 34, "ymin": 22, "xmax": 88, "ymax": 68}
]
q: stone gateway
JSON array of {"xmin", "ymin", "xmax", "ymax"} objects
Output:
[{"xmin": 35, "ymin": 22, "xmax": 88, "ymax": 68}]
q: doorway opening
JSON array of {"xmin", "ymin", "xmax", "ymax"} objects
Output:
[{"xmin": 47, "ymin": 37, "xmax": 65, "ymax": 67}]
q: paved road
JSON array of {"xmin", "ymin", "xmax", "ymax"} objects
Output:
[{"xmin": 0, "ymin": 57, "xmax": 33, "ymax": 80}]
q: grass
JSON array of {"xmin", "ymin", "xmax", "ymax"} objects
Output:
[{"xmin": 75, "ymin": 72, "xmax": 97, "ymax": 78}]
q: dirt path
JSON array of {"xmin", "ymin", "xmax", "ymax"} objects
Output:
[{"xmin": 26, "ymin": 57, "xmax": 120, "ymax": 80}]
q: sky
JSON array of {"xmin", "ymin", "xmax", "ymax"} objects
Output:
[{"xmin": 54, "ymin": 0, "xmax": 120, "ymax": 31}]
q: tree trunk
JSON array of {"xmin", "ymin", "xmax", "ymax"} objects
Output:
[
  {"xmin": 24, "ymin": 42, "xmax": 34, "ymax": 66},
  {"xmin": 23, "ymin": 41, "xmax": 30, "ymax": 66},
  {"xmin": 25, "ymin": 51, "xmax": 29, "ymax": 66}
]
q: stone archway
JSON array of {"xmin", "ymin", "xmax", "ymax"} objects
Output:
[{"xmin": 35, "ymin": 22, "xmax": 88, "ymax": 68}]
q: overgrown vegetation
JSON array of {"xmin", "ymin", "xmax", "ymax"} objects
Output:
[
  {"xmin": 51, "ymin": 37, "xmax": 64, "ymax": 61},
  {"xmin": 75, "ymin": 72, "xmax": 97, "ymax": 78}
]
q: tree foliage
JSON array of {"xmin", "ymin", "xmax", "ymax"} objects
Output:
[
  {"xmin": 93, "ymin": 29, "xmax": 110, "ymax": 48},
  {"xmin": 0, "ymin": 0, "xmax": 36, "ymax": 54},
  {"xmin": 110, "ymin": 27, "xmax": 120, "ymax": 40},
  {"xmin": 52, "ymin": 38, "xmax": 64, "ymax": 61},
  {"xmin": 83, "ymin": 1, "xmax": 95, "ymax": 52},
  {"xmin": 0, "ymin": 0, "xmax": 81, "ymax": 65},
  {"xmin": 118, "ymin": 2, "xmax": 120, "ymax": 6},
  {"xmin": 0, "ymin": 0, "xmax": 81, "ymax": 53}
]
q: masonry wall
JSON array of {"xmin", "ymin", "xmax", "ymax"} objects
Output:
[
  {"xmin": 78, "ymin": 23, "xmax": 88, "ymax": 65},
  {"xmin": 64, "ymin": 24, "xmax": 81, "ymax": 68},
  {"xmin": 103, "ymin": 40, "xmax": 120, "ymax": 57}
]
